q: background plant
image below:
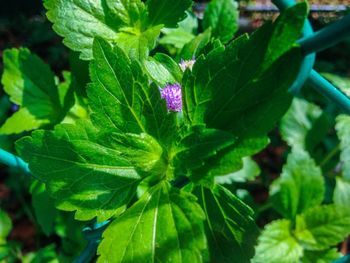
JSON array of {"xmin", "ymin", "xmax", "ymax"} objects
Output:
[{"xmin": 0, "ymin": 0, "xmax": 350, "ymax": 262}]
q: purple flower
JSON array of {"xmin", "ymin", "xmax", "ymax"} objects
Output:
[{"xmin": 160, "ymin": 83, "xmax": 182, "ymax": 112}]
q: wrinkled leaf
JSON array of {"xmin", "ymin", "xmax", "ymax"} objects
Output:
[
  {"xmin": 270, "ymin": 148, "xmax": 324, "ymax": 220},
  {"xmin": 295, "ymin": 205, "xmax": 350, "ymax": 250},
  {"xmin": 194, "ymin": 185, "xmax": 258, "ymax": 263},
  {"xmin": 253, "ymin": 219, "xmax": 303, "ymax": 263},
  {"xmin": 97, "ymin": 181, "xmax": 207, "ymax": 262}
]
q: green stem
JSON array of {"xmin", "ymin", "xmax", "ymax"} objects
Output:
[
  {"xmin": 258, "ymin": 202, "xmax": 273, "ymax": 214},
  {"xmin": 319, "ymin": 143, "xmax": 341, "ymax": 168}
]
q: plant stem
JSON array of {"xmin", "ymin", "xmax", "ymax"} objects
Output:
[{"xmin": 319, "ymin": 143, "xmax": 341, "ymax": 168}]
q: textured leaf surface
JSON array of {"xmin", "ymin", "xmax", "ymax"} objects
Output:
[
  {"xmin": 183, "ymin": 31, "xmax": 300, "ymax": 140},
  {"xmin": 194, "ymin": 185, "xmax": 258, "ymax": 263},
  {"xmin": 172, "ymin": 125, "xmax": 236, "ymax": 178},
  {"xmin": 203, "ymin": 0, "xmax": 239, "ymax": 43},
  {"xmin": 146, "ymin": 0, "xmax": 192, "ymax": 27},
  {"xmin": 16, "ymin": 121, "xmax": 142, "ymax": 221},
  {"xmin": 97, "ymin": 181, "xmax": 207, "ymax": 263},
  {"xmin": 191, "ymin": 136, "xmax": 268, "ymax": 181},
  {"xmin": 44, "ymin": 0, "xmax": 162, "ymax": 60},
  {"xmin": 336, "ymin": 115, "xmax": 350, "ymax": 181},
  {"xmin": 253, "ymin": 219, "xmax": 303, "ymax": 263},
  {"xmin": 183, "ymin": 4, "xmax": 306, "ymax": 139},
  {"xmin": 270, "ymin": 148, "xmax": 324, "ymax": 220},
  {"xmin": 215, "ymin": 157, "xmax": 260, "ymax": 184},
  {"xmin": 263, "ymin": 2, "xmax": 308, "ymax": 69},
  {"xmin": 44, "ymin": 0, "xmax": 119, "ymax": 60},
  {"xmin": 295, "ymin": 205, "xmax": 350, "ymax": 250},
  {"xmin": 88, "ymin": 38, "xmax": 175, "ymax": 145},
  {"xmin": 144, "ymin": 53, "xmax": 183, "ymax": 87},
  {"xmin": 280, "ymin": 98, "xmax": 323, "ymax": 149},
  {"xmin": 0, "ymin": 48, "xmax": 65, "ymax": 134}
]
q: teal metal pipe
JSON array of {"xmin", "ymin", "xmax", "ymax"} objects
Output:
[
  {"xmin": 298, "ymin": 14, "xmax": 350, "ymax": 55},
  {"xmin": 308, "ymin": 70, "xmax": 350, "ymax": 114},
  {"xmin": 0, "ymin": 148, "xmax": 30, "ymax": 174}
]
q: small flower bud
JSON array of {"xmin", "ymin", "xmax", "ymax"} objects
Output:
[{"xmin": 179, "ymin": 58, "xmax": 196, "ymax": 71}]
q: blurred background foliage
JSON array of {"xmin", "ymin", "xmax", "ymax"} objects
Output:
[{"xmin": 0, "ymin": 0, "xmax": 350, "ymax": 261}]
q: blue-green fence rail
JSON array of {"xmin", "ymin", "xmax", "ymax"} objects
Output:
[{"xmin": 1, "ymin": 0, "xmax": 350, "ymax": 262}]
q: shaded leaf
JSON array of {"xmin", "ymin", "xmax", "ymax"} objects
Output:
[
  {"xmin": 146, "ymin": 0, "xmax": 192, "ymax": 27},
  {"xmin": 97, "ymin": 181, "xmax": 207, "ymax": 263},
  {"xmin": 30, "ymin": 181, "xmax": 58, "ymax": 236},
  {"xmin": 303, "ymin": 248, "xmax": 341, "ymax": 263},
  {"xmin": 194, "ymin": 185, "xmax": 258, "ymax": 263}
]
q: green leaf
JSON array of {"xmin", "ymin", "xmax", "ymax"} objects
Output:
[
  {"xmin": 303, "ymin": 249, "xmax": 341, "ymax": 263},
  {"xmin": 0, "ymin": 210, "xmax": 12, "ymax": 239},
  {"xmin": 146, "ymin": 0, "xmax": 192, "ymax": 27},
  {"xmin": 183, "ymin": 4, "xmax": 306, "ymax": 139},
  {"xmin": 110, "ymin": 132, "xmax": 165, "ymax": 178},
  {"xmin": 322, "ymin": 73, "xmax": 350, "ymax": 97},
  {"xmin": 0, "ymin": 48, "xmax": 65, "ymax": 134},
  {"xmin": 263, "ymin": 2, "xmax": 308, "ymax": 69},
  {"xmin": 105, "ymin": 0, "xmax": 146, "ymax": 27},
  {"xmin": 171, "ymin": 125, "xmax": 236, "ymax": 179},
  {"xmin": 144, "ymin": 53, "xmax": 183, "ymax": 87},
  {"xmin": 88, "ymin": 38, "xmax": 175, "ymax": 144},
  {"xmin": 194, "ymin": 185, "xmax": 258, "ymax": 263},
  {"xmin": 333, "ymin": 177, "xmax": 350, "ymax": 208},
  {"xmin": 191, "ymin": 136, "xmax": 269, "ymax": 181},
  {"xmin": 179, "ymin": 29, "xmax": 212, "ymax": 60},
  {"xmin": 183, "ymin": 29, "xmax": 300, "ymax": 140},
  {"xmin": 295, "ymin": 204, "xmax": 350, "ymax": 250},
  {"xmin": 44, "ymin": 0, "xmax": 160, "ymax": 60},
  {"xmin": 160, "ymin": 12, "xmax": 198, "ymax": 50},
  {"xmin": 16, "ymin": 121, "xmax": 142, "ymax": 222},
  {"xmin": 113, "ymin": 25, "xmax": 163, "ymax": 61},
  {"xmin": 253, "ymin": 219, "xmax": 303, "ymax": 263},
  {"xmin": 159, "ymin": 30, "xmax": 195, "ymax": 50},
  {"xmin": 30, "ymin": 181, "xmax": 58, "ymax": 236},
  {"xmin": 336, "ymin": 114, "xmax": 350, "ymax": 181},
  {"xmin": 97, "ymin": 181, "xmax": 207, "ymax": 263},
  {"xmin": 280, "ymin": 98, "xmax": 323, "ymax": 150},
  {"xmin": 44, "ymin": 0, "xmax": 120, "ymax": 60},
  {"xmin": 58, "ymin": 71, "xmax": 75, "ymax": 113},
  {"xmin": 203, "ymin": 0, "xmax": 239, "ymax": 43},
  {"xmin": 0, "ymin": 108, "xmax": 47, "ymax": 135},
  {"xmin": 270, "ymin": 148, "xmax": 324, "ymax": 220},
  {"xmin": 215, "ymin": 157, "xmax": 260, "ymax": 184}
]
